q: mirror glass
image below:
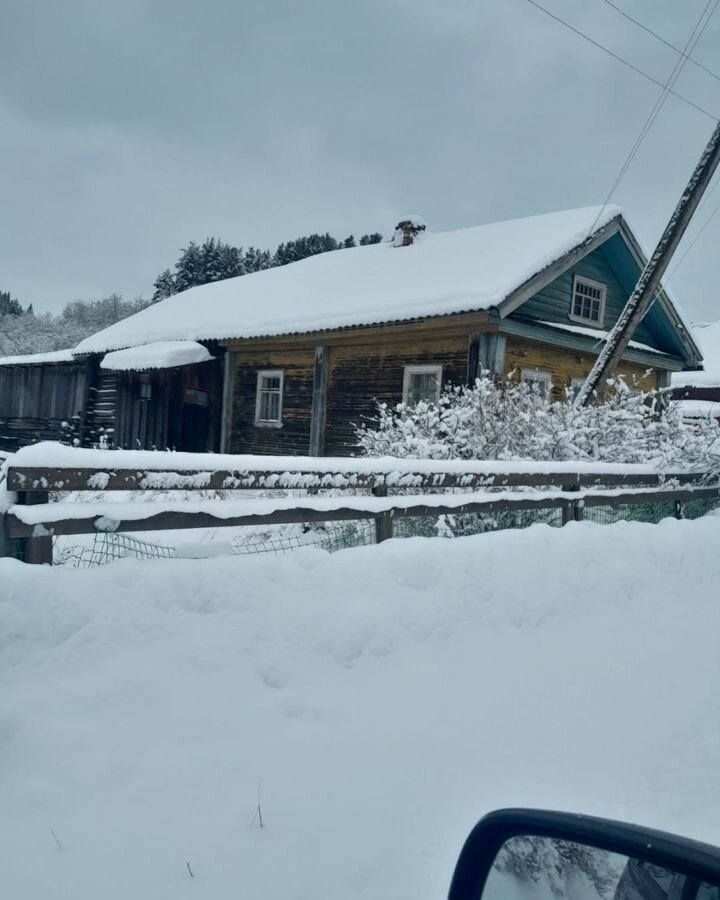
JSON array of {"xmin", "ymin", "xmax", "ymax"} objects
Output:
[{"xmin": 483, "ymin": 836, "xmax": 720, "ymax": 900}]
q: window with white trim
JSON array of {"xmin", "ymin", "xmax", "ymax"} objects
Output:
[
  {"xmin": 570, "ymin": 275, "xmax": 606, "ymax": 326},
  {"xmin": 402, "ymin": 364, "xmax": 442, "ymax": 406},
  {"xmin": 570, "ymin": 377, "xmax": 586, "ymax": 400},
  {"xmin": 255, "ymin": 369, "xmax": 284, "ymax": 425},
  {"xmin": 521, "ymin": 368, "xmax": 551, "ymax": 398}
]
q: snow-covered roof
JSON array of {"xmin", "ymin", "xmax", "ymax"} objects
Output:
[
  {"xmin": 100, "ymin": 341, "xmax": 215, "ymax": 372},
  {"xmin": 74, "ymin": 205, "xmax": 624, "ymax": 355},
  {"xmin": 0, "ymin": 349, "xmax": 76, "ymax": 367},
  {"xmin": 672, "ymin": 398, "xmax": 720, "ymax": 418},
  {"xmin": 672, "ymin": 321, "xmax": 720, "ymax": 388},
  {"xmin": 537, "ymin": 320, "xmax": 665, "ymax": 356}
]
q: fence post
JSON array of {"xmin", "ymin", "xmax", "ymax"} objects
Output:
[
  {"xmin": 372, "ymin": 485, "xmax": 394, "ymax": 543},
  {"xmin": 561, "ymin": 484, "xmax": 581, "ymax": 526},
  {"xmin": 17, "ymin": 491, "xmax": 53, "ymax": 565},
  {"xmin": 0, "ymin": 511, "xmax": 11, "ymax": 560}
]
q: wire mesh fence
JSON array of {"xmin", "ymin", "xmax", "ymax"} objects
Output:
[
  {"xmin": 54, "ymin": 519, "xmax": 379, "ymax": 568},
  {"xmin": 584, "ymin": 495, "xmax": 720, "ymax": 526},
  {"xmin": 51, "ymin": 493, "xmax": 720, "ymax": 569}
]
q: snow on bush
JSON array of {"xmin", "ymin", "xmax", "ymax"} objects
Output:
[
  {"xmin": 493, "ymin": 836, "xmax": 621, "ymax": 899},
  {"xmin": 357, "ymin": 374, "xmax": 720, "ymax": 470}
]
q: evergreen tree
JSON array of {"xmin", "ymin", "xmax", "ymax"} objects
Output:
[
  {"xmin": 152, "ymin": 269, "xmax": 177, "ymax": 303},
  {"xmin": 216, "ymin": 241, "xmax": 247, "ymax": 280},
  {"xmin": 243, "ymin": 246, "xmax": 272, "ymax": 272},
  {"xmin": 272, "ymin": 241, "xmax": 294, "ymax": 267},
  {"xmin": 152, "ymin": 227, "xmax": 380, "ymax": 297},
  {"xmin": 273, "ymin": 233, "xmax": 339, "ymax": 267},
  {"xmin": 0, "ymin": 290, "xmax": 23, "ymax": 316},
  {"xmin": 174, "ymin": 241, "xmax": 205, "ymax": 293}
]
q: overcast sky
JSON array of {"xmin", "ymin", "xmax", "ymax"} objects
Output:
[{"xmin": 2, "ymin": 0, "xmax": 720, "ymax": 321}]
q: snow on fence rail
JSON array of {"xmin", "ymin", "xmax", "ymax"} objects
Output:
[{"xmin": 1, "ymin": 442, "xmax": 719, "ymax": 565}]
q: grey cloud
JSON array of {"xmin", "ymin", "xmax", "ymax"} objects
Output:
[{"xmin": 1, "ymin": 0, "xmax": 719, "ymax": 321}]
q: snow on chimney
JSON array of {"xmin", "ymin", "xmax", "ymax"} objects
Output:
[{"xmin": 393, "ymin": 215, "xmax": 426, "ymax": 247}]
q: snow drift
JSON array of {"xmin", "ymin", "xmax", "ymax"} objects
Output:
[{"xmin": 2, "ymin": 516, "xmax": 720, "ymax": 900}]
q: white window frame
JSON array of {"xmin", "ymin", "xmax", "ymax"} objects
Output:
[
  {"xmin": 255, "ymin": 369, "xmax": 284, "ymax": 427},
  {"xmin": 570, "ymin": 274, "xmax": 607, "ymax": 327},
  {"xmin": 570, "ymin": 377, "xmax": 586, "ymax": 400},
  {"xmin": 402, "ymin": 364, "xmax": 443, "ymax": 406},
  {"xmin": 521, "ymin": 367, "xmax": 552, "ymax": 397}
]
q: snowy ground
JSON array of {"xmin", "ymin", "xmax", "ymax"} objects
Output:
[{"xmin": 2, "ymin": 516, "xmax": 720, "ymax": 900}]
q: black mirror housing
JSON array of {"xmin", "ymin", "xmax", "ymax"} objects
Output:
[{"xmin": 449, "ymin": 809, "xmax": 720, "ymax": 900}]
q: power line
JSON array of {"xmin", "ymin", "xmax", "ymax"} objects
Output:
[
  {"xmin": 599, "ymin": 0, "xmax": 720, "ymax": 85},
  {"xmin": 586, "ymin": 0, "xmax": 720, "ymax": 236},
  {"xmin": 525, "ymin": 0, "xmax": 717, "ymax": 121},
  {"xmin": 666, "ymin": 183, "xmax": 720, "ymax": 281}
]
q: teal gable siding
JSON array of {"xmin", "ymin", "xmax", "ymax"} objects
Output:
[{"xmin": 516, "ymin": 244, "xmax": 658, "ymax": 349}]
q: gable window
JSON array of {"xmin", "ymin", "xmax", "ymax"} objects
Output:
[
  {"xmin": 521, "ymin": 368, "xmax": 551, "ymax": 398},
  {"xmin": 255, "ymin": 369, "xmax": 284, "ymax": 426},
  {"xmin": 570, "ymin": 275, "xmax": 606, "ymax": 326},
  {"xmin": 403, "ymin": 365, "xmax": 442, "ymax": 406}
]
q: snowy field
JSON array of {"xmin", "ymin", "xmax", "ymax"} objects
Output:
[{"xmin": 2, "ymin": 516, "xmax": 720, "ymax": 900}]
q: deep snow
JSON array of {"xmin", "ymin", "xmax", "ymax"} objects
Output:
[
  {"xmin": 73, "ymin": 206, "xmax": 623, "ymax": 353},
  {"xmin": 2, "ymin": 516, "xmax": 720, "ymax": 900},
  {"xmin": 99, "ymin": 340, "xmax": 215, "ymax": 371},
  {"xmin": 11, "ymin": 440, "xmax": 681, "ymax": 478},
  {"xmin": 0, "ymin": 348, "xmax": 76, "ymax": 367}
]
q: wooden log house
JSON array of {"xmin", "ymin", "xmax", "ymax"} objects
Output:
[
  {"xmin": 0, "ymin": 350, "xmax": 91, "ymax": 452},
  {"xmin": 1, "ymin": 206, "xmax": 704, "ymax": 456}
]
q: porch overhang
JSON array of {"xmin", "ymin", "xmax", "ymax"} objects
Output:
[{"xmin": 99, "ymin": 341, "xmax": 215, "ymax": 372}]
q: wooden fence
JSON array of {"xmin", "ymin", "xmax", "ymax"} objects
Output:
[{"xmin": 2, "ymin": 453, "xmax": 719, "ymax": 564}]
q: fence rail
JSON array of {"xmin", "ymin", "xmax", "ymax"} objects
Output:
[{"xmin": 2, "ymin": 447, "xmax": 719, "ymax": 565}]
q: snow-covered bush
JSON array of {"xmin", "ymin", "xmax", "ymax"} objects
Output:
[
  {"xmin": 357, "ymin": 373, "xmax": 720, "ymax": 470},
  {"xmin": 494, "ymin": 836, "xmax": 622, "ymax": 899}
]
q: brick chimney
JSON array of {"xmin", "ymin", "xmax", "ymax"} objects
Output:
[{"xmin": 393, "ymin": 215, "xmax": 426, "ymax": 247}]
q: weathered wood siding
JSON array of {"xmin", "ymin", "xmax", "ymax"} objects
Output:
[
  {"xmin": 324, "ymin": 334, "xmax": 469, "ymax": 455},
  {"xmin": 229, "ymin": 348, "xmax": 315, "ymax": 455},
  {"xmin": 0, "ymin": 362, "xmax": 89, "ymax": 452},
  {"xmin": 85, "ymin": 368, "xmax": 119, "ymax": 447},
  {"xmin": 225, "ymin": 328, "xmax": 473, "ymax": 456},
  {"xmin": 111, "ymin": 361, "xmax": 223, "ymax": 451},
  {"xmin": 225, "ymin": 316, "xmax": 670, "ymax": 457},
  {"xmin": 519, "ymin": 246, "xmax": 657, "ymax": 348},
  {"xmin": 504, "ymin": 336, "xmax": 658, "ymax": 400}
]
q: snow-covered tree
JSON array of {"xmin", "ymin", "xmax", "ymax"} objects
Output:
[
  {"xmin": 0, "ymin": 294, "xmax": 152, "ymax": 356},
  {"xmin": 243, "ymin": 246, "xmax": 273, "ymax": 273},
  {"xmin": 359, "ymin": 232, "xmax": 383, "ymax": 245},
  {"xmin": 152, "ymin": 268, "xmax": 177, "ymax": 302},
  {"xmin": 0, "ymin": 291, "xmax": 23, "ymax": 317},
  {"xmin": 357, "ymin": 373, "xmax": 720, "ymax": 470},
  {"xmin": 494, "ymin": 837, "xmax": 622, "ymax": 900},
  {"xmin": 151, "ymin": 227, "xmax": 385, "ymax": 299},
  {"xmin": 273, "ymin": 233, "xmax": 339, "ymax": 267}
]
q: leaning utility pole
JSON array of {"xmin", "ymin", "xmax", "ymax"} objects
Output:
[{"xmin": 575, "ymin": 116, "xmax": 720, "ymax": 407}]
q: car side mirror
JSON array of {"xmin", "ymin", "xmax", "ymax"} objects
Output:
[{"xmin": 449, "ymin": 809, "xmax": 720, "ymax": 900}]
